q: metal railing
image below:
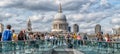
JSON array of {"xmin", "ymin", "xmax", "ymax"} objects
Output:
[
  {"xmin": 0, "ymin": 40, "xmax": 60, "ymax": 54},
  {"xmin": 0, "ymin": 39, "xmax": 120, "ymax": 54},
  {"xmin": 71, "ymin": 39, "xmax": 120, "ymax": 54}
]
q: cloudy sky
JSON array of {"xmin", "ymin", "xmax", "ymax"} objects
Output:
[{"xmin": 0, "ymin": 0, "xmax": 120, "ymax": 33}]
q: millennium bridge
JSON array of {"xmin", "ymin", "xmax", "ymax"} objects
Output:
[{"xmin": 0, "ymin": 39, "xmax": 120, "ymax": 54}]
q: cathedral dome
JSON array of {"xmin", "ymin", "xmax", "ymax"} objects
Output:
[
  {"xmin": 54, "ymin": 13, "xmax": 66, "ymax": 21},
  {"xmin": 52, "ymin": 3, "xmax": 68, "ymax": 33}
]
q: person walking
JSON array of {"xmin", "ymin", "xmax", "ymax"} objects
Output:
[
  {"xmin": 1, "ymin": 25, "xmax": 13, "ymax": 53},
  {"xmin": 105, "ymin": 33, "xmax": 111, "ymax": 42},
  {"xmin": 83, "ymin": 33, "xmax": 88, "ymax": 45},
  {"xmin": 2, "ymin": 25, "xmax": 13, "ymax": 41},
  {"xmin": 18, "ymin": 30, "xmax": 27, "ymax": 40},
  {"xmin": 77, "ymin": 34, "xmax": 82, "ymax": 45},
  {"xmin": 12, "ymin": 29, "xmax": 18, "ymax": 42},
  {"xmin": 96, "ymin": 32, "xmax": 103, "ymax": 47},
  {"xmin": 104, "ymin": 33, "xmax": 111, "ymax": 48}
]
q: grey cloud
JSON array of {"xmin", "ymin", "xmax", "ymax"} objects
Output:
[
  {"xmin": 30, "ymin": 14, "xmax": 54, "ymax": 24},
  {"xmin": 110, "ymin": 14, "xmax": 120, "ymax": 25},
  {"xmin": 67, "ymin": 11, "xmax": 111, "ymax": 24},
  {"xmin": 18, "ymin": 21, "xmax": 26, "ymax": 25},
  {"xmin": 1, "ymin": 0, "xmax": 56, "ymax": 11},
  {"xmin": 0, "ymin": 13, "xmax": 16, "ymax": 21},
  {"xmin": 96, "ymin": 4, "xmax": 111, "ymax": 11},
  {"xmin": 32, "ymin": 23, "xmax": 52, "ymax": 32},
  {"xmin": 0, "ymin": 0, "xmax": 100, "ymax": 12},
  {"xmin": 16, "ymin": 19, "xmax": 24, "ymax": 22},
  {"xmin": 0, "ymin": 0, "xmax": 113, "ymax": 13},
  {"xmin": 0, "ymin": 0, "xmax": 119, "ymax": 33},
  {"xmin": 79, "ymin": 22, "xmax": 97, "ymax": 29}
]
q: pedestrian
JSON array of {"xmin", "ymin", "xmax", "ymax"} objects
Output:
[
  {"xmin": 104, "ymin": 33, "xmax": 111, "ymax": 48},
  {"xmin": 77, "ymin": 34, "xmax": 82, "ymax": 45},
  {"xmin": 29, "ymin": 32, "xmax": 36, "ymax": 40},
  {"xmin": 105, "ymin": 33, "xmax": 111, "ymax": 42},
  {"xmin": 97, "ymin": 32, "xmax": 103, "ymax": 41},
  {"xmin": 83, "ymin": 33, "xmax": 88, "ymax": 40},
  {"xmin": 1, "ymin": 25, "xmax": 13, "ymax": 53},
  {"xmin": 96, "ymin": 32, "xmax": 103, "ymax": 47},
  {"xmin": 12, "ymin": 29, "xmax": 18, "ymax": 42},
  {"xmin": 28, "ymin": 32, "xmax": 37, "ymax": 51},
  {"xmin": 50, "ymin": 34, "xmax": 55, "ymax": 45},
  {"xmin": 2, "ymin": 25, "xmax": 12, "ymax": 41},
  {"xmin": 83, "ymin": 33, "xmax": 88, "ymax": 45},
  {"xmin": 18, "ymin": 30, "xmax": 27, "ymax": 40}
]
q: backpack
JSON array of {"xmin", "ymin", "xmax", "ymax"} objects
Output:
[{"xmin": 2, "ymin": 30, "xmax": 12, "ymax": 41}]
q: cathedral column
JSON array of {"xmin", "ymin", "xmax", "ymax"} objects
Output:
[
  {"xmin": 54, "ymin": 24, "xmax": 55, "ymax": 29},
  {"xmin": 64, "ymin": 24, "xmax": 66, "ymax": 30},
  {"xmin": 57, "ymin": 24, "xmax": 59, "ymax": 30}
]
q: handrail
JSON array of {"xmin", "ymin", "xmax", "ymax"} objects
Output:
[
  {"xmin": 0, "ymin": 39, "xmax": 120, "ymax": 43},
  {"xmin": 0, "ymin": 39, "xmax": 120, "ymax": 54}
]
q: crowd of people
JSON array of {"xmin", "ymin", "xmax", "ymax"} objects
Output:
[
  {"xmin": 0, "ymin": 24, "xmax": 119, "ymax": 54},
  {"xmin": 95, "ymin": 32, "xmax": 111, "ymax": 42},
  {"xmin": 0, "ymin": 24, "xmax": 117, "ymax": 52},
  {"xmin": 0, "ymin": 24, "xmax": 113, "ymax": 47},
  {"xmin": 0, "ymin": 25, "xmax": 88, "ymax": 42}
]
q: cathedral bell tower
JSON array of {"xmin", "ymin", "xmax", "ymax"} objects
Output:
[{"xmin": 27, "ymin": 18, "xmax": 32, "ymax": 32}]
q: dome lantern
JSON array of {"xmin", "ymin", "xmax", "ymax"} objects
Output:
[
  {"xmin": 58, "ymin": 3, "xmax": 62, "ymax": 13},
  {"xmin": 54, "ymin": 3, "xmax": 66, "ymax": 21}
]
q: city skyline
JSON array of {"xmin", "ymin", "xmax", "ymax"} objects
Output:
[{"xmin": 0, "ymin": 0, "xmax": 120, "ymax": 33}]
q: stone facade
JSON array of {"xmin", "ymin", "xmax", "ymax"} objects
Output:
[{"xmin": 52, "ymin": 3, "xmax": 68, "ymax": 33}]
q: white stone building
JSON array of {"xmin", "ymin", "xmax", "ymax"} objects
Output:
[{"xmin": 52, "ymin": 3, "xmax": 68, "ymax": 33}]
